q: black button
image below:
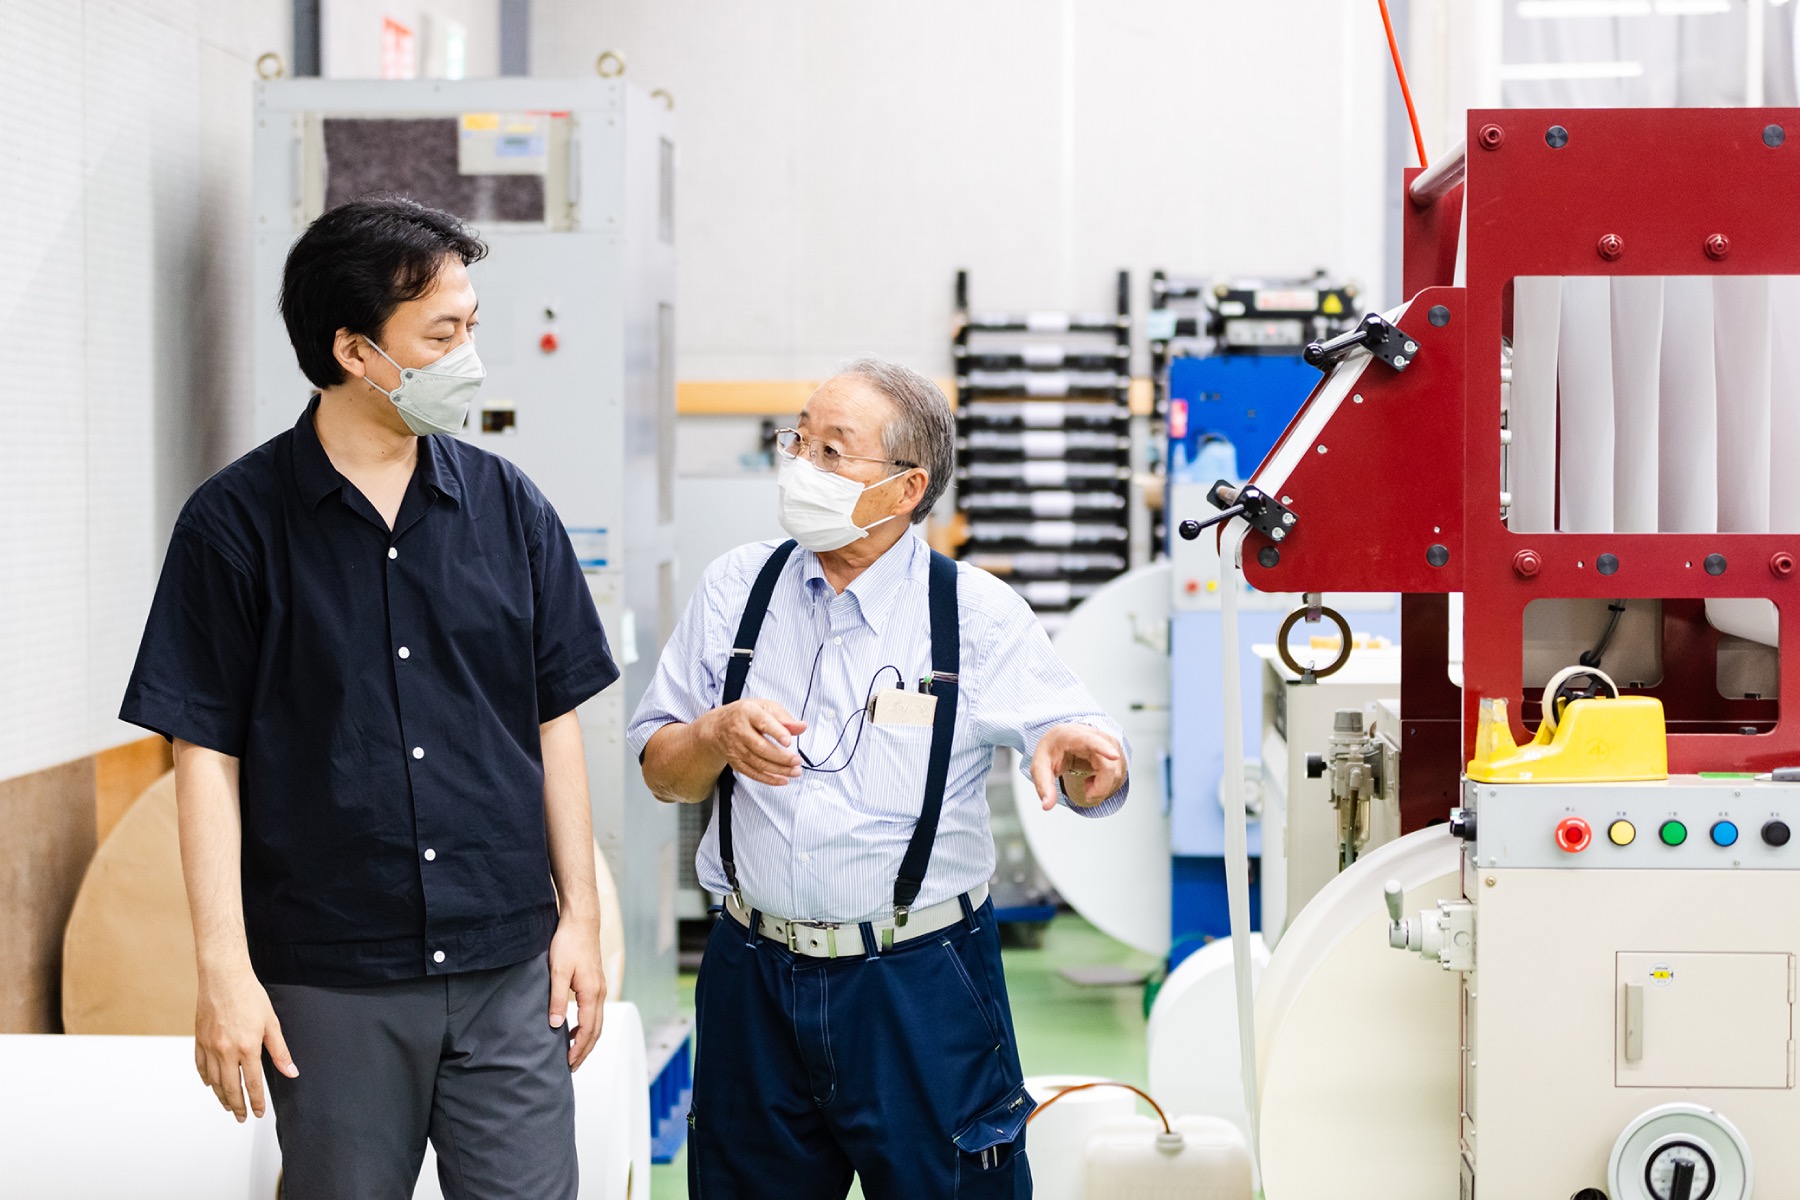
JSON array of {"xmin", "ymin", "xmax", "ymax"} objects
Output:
[{"xmin": 1763, "ymin": 820, "xmax": 1791, "ymax": 847}]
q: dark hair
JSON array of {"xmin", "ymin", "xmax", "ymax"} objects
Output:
[{"xmin": 279, "ymin": 195, "xmax": 488, "ymax": 388}]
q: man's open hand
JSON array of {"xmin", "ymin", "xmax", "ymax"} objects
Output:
[
  {"xmin": 194, "ymin": 963, "xmax": 297, "ymax": 1122},
  {"xmin": 1030, "ymin": 724, "xmax": 1125, "ymax": 811}
]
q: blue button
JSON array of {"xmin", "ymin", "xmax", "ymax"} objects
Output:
[{"xmin": 1711, "ymin": 820, "xmax": 1739, "ymax": 847}]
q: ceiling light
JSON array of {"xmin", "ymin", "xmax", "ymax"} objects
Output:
[
  {"xmin": 1499, "ymin": 60, "xmax": 1649, "ymax": 80},
  {"xmin": 1518, "ymin": 1, "xmax": 1651, "ymax": 16},
  {"xmin": 1652, "ymin": 0, "xmax": 1733, "ymax": 13}
]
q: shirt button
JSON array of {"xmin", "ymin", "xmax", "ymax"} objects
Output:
[
  {"xmin": 424, "ymin": 848, "xmax": 437, "ymax": 861},
  {"xmin": 388, "ymin": 547, "xmax": 398, "ymax": 560},
  {"xmin": 413, "ymin": 746, "xmax": 425, "ymax": 760},
  {"xmin": 799, "ymin": 852, "xmax": 812, "ymax": 863},
  {"xmin": 832, "ymin": 636, "xmax": 843, "ymax": 646},
  {"xmin": 433, "ymin": 950, "xmax": 445, "ymax": 964},
  {"xmin": 398, "ymin": 646, "xmax": 411, "ymax": 660}
]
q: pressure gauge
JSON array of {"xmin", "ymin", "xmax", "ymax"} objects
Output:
[
  {"xmin": 1610, "ymin": 1105, "xmax": 1752, "ymax": 1200},
  {"xmin": 1644, "ymin": 1140, "xmax": 1714, "ymax": 1200}
]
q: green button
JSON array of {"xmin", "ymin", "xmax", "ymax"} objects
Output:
[{"xmin": 1660, "ymin": 820, "xmax": 1688, "ymax": 847}]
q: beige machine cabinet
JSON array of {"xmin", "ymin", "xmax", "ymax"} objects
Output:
[
  {"xmin": 1454, "ymin": 779, "xmax": 1800, "ymax": 1198},
  {"xmin": 1255, "ymin": 644, "xmax": 1400, "ymax": 942}
]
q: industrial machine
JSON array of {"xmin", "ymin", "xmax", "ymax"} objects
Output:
[
  {"xmin": 249, "ymin": 78, "xmax": 689, "ymax": 1160},
  {"xmin": 1164, "ymin": 274, "xmax": 1399, "ymax": 960},
  {"xmin": 1175, "ymin": 108, "xmax": 1800, "ymax": 1199}
]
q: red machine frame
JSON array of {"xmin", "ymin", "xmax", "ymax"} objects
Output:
[{"xmin": 1234, "ymin": 108, "xmax": 1800, "ymax": 801}]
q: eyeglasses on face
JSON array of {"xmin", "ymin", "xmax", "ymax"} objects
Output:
[{"xmin": 773, "ymin": 428, "xmax": 916, "ymax": 474}]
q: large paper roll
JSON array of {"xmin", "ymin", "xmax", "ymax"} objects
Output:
[
  {"xmin": 1508, "ymin": 276, "xmax": 1562, "ymax": 533},
  {"xmin": 1256, "ymin": 827, "xmax": 1462, "ymax": 1200},
  {"xmin": 1146, "ymin": 934, "xmax": 1269, "ymax": 1176}
]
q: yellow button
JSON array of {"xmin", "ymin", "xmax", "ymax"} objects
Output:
[{"xmin": 1609, "ymin": 819, "xmax": 1636, "ymax": 846}]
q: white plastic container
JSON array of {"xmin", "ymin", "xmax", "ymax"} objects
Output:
[
  {"xmin": 1022, "ymin": 1075, "xmax": 1139, "ymax": 1200},
  {"xmin": 1083, "ymin": 1114, "xmax": 1254, "ymax": 1199}
]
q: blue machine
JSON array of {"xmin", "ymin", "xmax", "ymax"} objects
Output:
[{"xmin": 1163, "ymin": 342, "xmax": 1399, "ymax": 968}]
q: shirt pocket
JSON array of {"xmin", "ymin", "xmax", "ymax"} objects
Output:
[{"xmin": 851, "ymin": 722, "xmax": 935, "ymax": 820}]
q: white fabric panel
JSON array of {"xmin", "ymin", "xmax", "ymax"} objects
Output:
[
  {"xmin": 1508, "ymin": 277, "xmax": 1561, "ymax": 533},
  {"xmin": 1556, "ymin": 277, "xmax": 1615, "ymax": 533},
  {"xmin": 1609, "ymin": 277, "xmax": 1664, "ymax": 534},
  {"xmin": 1713, "ymin": 275, "xmax": 1774, "ymax": 533},
  {"xmin": 1658, "ymin": 277, "xmax": 1720, "ymax": 534},
  {"xmin": 1771, "ymin": 277, "xmax": 1800, "ymax": 533}
]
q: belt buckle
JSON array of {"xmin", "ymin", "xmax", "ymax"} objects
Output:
[{"xmin": 789, "ymin": 919, "xmax": 841, "ymax": 958}]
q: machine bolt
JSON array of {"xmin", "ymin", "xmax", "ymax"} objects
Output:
[
  {"xmin": 1513, "ymin": 549, "xmax": 1542, "ymax": 578},
  {"xmin": 1478, "ymin": 123, "xmax": 1505, "ymax": 150},
  {"xmin": 1270, "ymin": 528, "xmax": 1287, "ymax": 542},
  {"xmin": 1281, "ymin": 512, "xmax": 1296, "ymax": 526},
  {"xmin": 1428, "ymin": 305, "xmax": 1450, "ymax": 327},
  {"xmin": 1257, "ymin": 546, "xmax": 1281, "ymax": 569},
  {"xmin": 1705, "ymin": 553, "xmax": 1728, "ymax": 576},
  {"xmin": 1427, "ymin": 543, "xmax": 1450, "ymax": 568},
  {"xmin": 1597, "ymin": 553, "xmax": 1620, "ymax": 576},
  {"xmin": 1705, "ymin": 233, "xmax": 1731, "ymax": 260},
  {"xmin": 1597, "ymin": 233, "xmax": 1624, "ymax": 261},
  {"xmin": 1545, "ymin": 124, "xmax": 1570, "ymax": 148},
  {"xmin": 1765, "ymin": 124, "xmax": 1786, "ymax": 148},
  {"xmin": 1774, "ymin": 552, "xmax": 1796, "ymax": 578}
]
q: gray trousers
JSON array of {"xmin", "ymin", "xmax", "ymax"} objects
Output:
[{"xmin": 264, "ymin": 952, "xmax": 576, "ymax": 1200}]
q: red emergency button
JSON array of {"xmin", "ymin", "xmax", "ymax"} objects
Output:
[
  {"xmin": 539, "ymin": 331, "xmax": 559, "ymax": 353},
  {"xmin": 1185, "ymin": 579, "xmax": 1200, "ymax": 594},
  {"xmin": 1555, "ymin": 817, "xmax": 1592, "ymax": 853}
]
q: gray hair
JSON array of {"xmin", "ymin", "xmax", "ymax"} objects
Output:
[{"xmin": 837, "ymin": 355, "xmax": 955, "ymax": 525}]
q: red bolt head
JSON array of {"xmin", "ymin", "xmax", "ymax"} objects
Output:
[
  {"xmin": 1773, "ymin": 552, "xmax": 1795, "ymax": 578},
  {"xmin": 1513, "ymin": 549, "xmax": 1542, "ymax": 579},
  {"xmin": 1597, "ymin": 234, "xmax": 1624, "ymax": 261},
  {"xmin": 539, "ymin": 331, "xmax": 560, "ymax": 353},
  {"xmin": 1705, "ymin": 233, "xmax": 1731, "ymax": 260},
  {"xmin": 1478, "ymin": 123, "xmax": 1505, "ymax": 150}
]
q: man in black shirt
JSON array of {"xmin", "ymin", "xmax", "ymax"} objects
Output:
[{"xmin": 120, "ymin": 196, "xmax": 618, "ymax": 1198}]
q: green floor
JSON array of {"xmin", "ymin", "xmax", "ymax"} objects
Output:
[{"xmin": 648, "ymin": 915, "xmax": 1161, "ymax": 1198}]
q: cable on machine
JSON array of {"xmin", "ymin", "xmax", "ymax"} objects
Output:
[
  {"xmin": 1027, "ymin": 1081, "xmax": 1174, "ymax": 1136},
  {"xmin": 1377, "ymin": 0, "xmax": 1429, "ymax": 170}
]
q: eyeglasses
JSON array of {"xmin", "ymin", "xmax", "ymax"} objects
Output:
[{"xmin": 774, "ymin": 428, "xmax": 916, "ymax": 475}]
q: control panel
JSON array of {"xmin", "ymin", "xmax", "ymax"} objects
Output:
[{"xmin": 1468, "ymin": 779, "xmax": 1800, "ymax": 871}]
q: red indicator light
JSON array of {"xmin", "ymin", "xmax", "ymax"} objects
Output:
[
  {"xmin": 1555, "ymin": 817, "xmax": 1592, "ymax": 853},
  {"xmin": 539, "ymin": 332, "xmax": 560, "ymax": 353}
]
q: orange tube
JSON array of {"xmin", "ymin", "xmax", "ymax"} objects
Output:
[{"xmin": 1378, "ymin": 0, "xmax": 1430, "ymax": 170}]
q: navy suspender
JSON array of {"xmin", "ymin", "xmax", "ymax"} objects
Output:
[
  {"xmin": 715, "ymin": 539, "xmax": 800, "ymax": 902},
  {"xmin": 713, "ymin": 540, "xmax": 961, "ymax": 924}
]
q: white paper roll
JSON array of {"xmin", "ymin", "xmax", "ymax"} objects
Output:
[
  {"xmin": 1558, "ymin": 276, "xmax": 1616, "ymax": 532},
  {"xmin": 1508, "ymin": 277, "xmax": 1562, "ymax": 533},
  {"xmin": 1610, "ymin": 276, "xmax": 1665, "ymax": 533},
  {"xmin": 1146, "ymin": 934, "xmax": 1269, "ymax": 1176},
  {"xmin": 1658, "ymin": 277, "xmax": 1719, "ymax": 533}
]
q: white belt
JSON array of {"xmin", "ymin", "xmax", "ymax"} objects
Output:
[{"xmin": 724, "ymin": 885, "xmax": 990, "ymax": 959}]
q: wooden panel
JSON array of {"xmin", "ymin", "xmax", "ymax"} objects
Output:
[
  {"xmin": 95, "ymin": 736, "xmax": 172, "ymax": 845},
  {"xmin": 677, "ymin": 377, "xmax": 1154, "ymax": 415},
  {"xmin": 0, "ymin": 756, "xmax": 97, "ymax": 1033}
]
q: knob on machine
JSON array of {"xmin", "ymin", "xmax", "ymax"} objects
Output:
[{"xmin": 1609, "ymin": 1103, "xmax": 1752, "ymax": 1200}]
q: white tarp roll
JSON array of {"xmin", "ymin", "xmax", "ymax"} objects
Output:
[
  {"xmin": 1610, "ymin": 276, "xmax": 1664, "ymax": 533},
  {"xmin": 1658, "ymin": 277, "xmax": 1720, "ymax": 533},
  {"xmin": 1557, "ymin": 276, "xmax": 1616, "ymax": 533},
  {"xmin": 1508, "ymin": 277, "xmax": 1561, "ymax": 532}
]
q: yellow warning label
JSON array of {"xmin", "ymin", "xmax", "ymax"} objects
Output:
[
  {"xmin": 460, "ymin": 112, "xmax": 500, "ymax": 132},
  {"xmin": 1322, "ymin": 293, "xmax": 1344, "ymax": 315}
]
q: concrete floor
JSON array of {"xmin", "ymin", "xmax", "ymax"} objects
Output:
[{"xmin": 647, "ymin": 914, "xmax": 1161, "ymax": 1198}]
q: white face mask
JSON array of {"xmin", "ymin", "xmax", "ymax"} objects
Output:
[
  {"xmin": 776, "ymin": 453, "xmax": 910, "ymax": 552},
  {"xmin": 363, "ymin": 337, "xmax": 485, "ymax": 436}
]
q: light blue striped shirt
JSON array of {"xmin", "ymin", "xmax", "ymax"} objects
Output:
[{"xmin": 627, "ymin": 531, "xmax": 1129, "ymax": 923}]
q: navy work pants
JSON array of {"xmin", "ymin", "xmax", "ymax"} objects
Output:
[{"xmin": 688, "ymin": 897, "xmax": 1035, "ymax": 1199}]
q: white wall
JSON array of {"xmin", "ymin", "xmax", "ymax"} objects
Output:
[
  {"xmin": 531, "ymin": 0, "xmax": 1394, "ymax": 379},
  {"xmin": 323, "ymin": 0, "xmax": 501, "ymax": 79},
  {"xmin": 0, "ymin": 0, "xmax": 289, "ymax": 781}
]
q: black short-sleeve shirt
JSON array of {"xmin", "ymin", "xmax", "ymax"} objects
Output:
[{"xmin": 120, "ymin": 398, "xmax": 618, "ymax": 986}]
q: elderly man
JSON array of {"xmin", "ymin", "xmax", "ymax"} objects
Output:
[{"xmin": 628, "ymin": 356, "xmax": 1129, "ymax": 1198}]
